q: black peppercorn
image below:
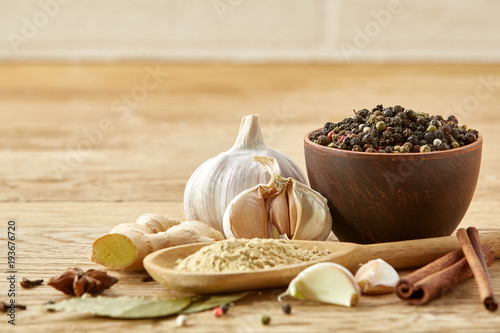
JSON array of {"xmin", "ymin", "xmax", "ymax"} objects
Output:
[
  {"xmin": 357, "ymin": 109, "xmax": 369, "ymax": 118},
  {"xmin": 352, "ymin": 144, "xmax": 363, "ymax": 152},
  {"xmin": 393, "ymin": 133, "xmax": 403, "ymax": 143},
  {"xmin": 424, "ymin": 132, "xmax": 435, "ymax": 143},
  {"xmin": 350, "ymin": 137, "xmax": 361, "ymax": 146},
  {"xmin": 311, "ymin": 105, "xmax": 478, "ymax": 153},
  {"xmin": 405, "ymin": 109, "xmax": 417, "ymax": 121},
  {"xmin": 317, "ymin": 135, "xmax": 330, "ymax": 146},
  {"xmin": 465, "ymin": 132, "xmax": 476, "ymax": 143},
  {"xmin": 437, "ymin": 142, "xmax": 449, "ymax": 151},
  {"xmin": 403, "ymin": 128, "xmax": 413, "ymax": 138},
  {"xmin": 394, "ymin": 105, "xmax": 404, "ymax": 113},
  {"xmin": 396, "ymin": 111, "xmax": 407, "ymax": 120},
  {"xmin": 282, "ymin": 303, "xmax": 292, "ymax": 314},
  {"xmin": 416, "ymin": 117, "xmax": 428, "ymax": 127},
  {"xmin": 390, "ymin": 117, "xmax": 402, "ymax": 127},
  {"xmin": 413, "ymin": 130, "xmax": 424, "ymax": 140},
  {"xmin": 383, "ymin": 108, "xmax": 394, "ymax": 118},
  {"xmin": 352, "ymin": 115, "xmax": 363, "ymax": 124},
  {"xmin": 407, "ymin": 135, "xmax": 419, "ymax": 146},
  {"xmin": 309, "ymin": 130, "xmax": 322, "ymax": 141},
  {"xmin": 442, "ymin": 124, "xmax": 451, "ymax": 136},
  {"xmin": 447, "ymin": 115, "xmax": 459, "ymax": 124},
  {"xmin": 435, "ymin": 129, "xmax": 444, "ymax": 140}
]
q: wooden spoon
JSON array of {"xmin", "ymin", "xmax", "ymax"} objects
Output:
[{"xmin": 143, "ymin": 230, "xmax": 500, "ymax": 294}]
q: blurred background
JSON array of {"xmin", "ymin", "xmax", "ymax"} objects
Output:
[
  {"xmin": 1, "ymin": 0, "xmax": 499, "ymax": 63},
  {"xmin": 1, "ymin": 0, "xmax": 499, "ymax": 219}
]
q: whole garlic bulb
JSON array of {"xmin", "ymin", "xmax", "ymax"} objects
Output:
[
  {"xmin": 183, "ymin": 114, "xmax": 307, "ymax": 234},
  {"xmin": 223, "ymin": 156, "xmax": 332, "ymax": 241}
]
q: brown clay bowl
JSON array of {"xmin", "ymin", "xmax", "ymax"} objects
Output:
[{"xmin": 304, "ymin": 131, "xmax": 483, "ymax": 244}]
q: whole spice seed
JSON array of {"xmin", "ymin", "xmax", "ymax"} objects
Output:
[
  {"xmin": 220, "ymin": 304, "xmax": 229, "ymax": 314},
  {"xmin": 310, "ymin": 105, "xmax": 478, "ymax": 153},
  {"xmin": 176, "ymin": 314, "xmax": 188, "ymax": 327},
  {"xmin": 212, "ymin": 306, "xmax": 223, "ymax": 317},
  {"xmin": 0, "ymin": 301, "xmax": 27, "ymax": 312},
  {"xmin": 260, "ymin": 314, "xmax": 271, "ymax": 325},
  {"xmin": 141, "ymin": 275, "xmax": 154, "ymax": 282},
  {"xmin": 20, "ymin": 278, "xmax": 44, "ymax": 288},
  {"xmin": 282, "ymin": 303, "xmax": 292, "ymax": 314},
  {"xmin": 45, "ymin": 300, "xmax": 56, "ymax": 312}
]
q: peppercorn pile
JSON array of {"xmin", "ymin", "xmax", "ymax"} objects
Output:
[{"xmin": 309, "ymin": 105, "xmax": 479, "ymax": 153}]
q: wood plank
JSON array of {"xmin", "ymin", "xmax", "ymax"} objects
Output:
[{"xmin": 1, "ymin": 64, "xmax": 499, "ymax": 332}]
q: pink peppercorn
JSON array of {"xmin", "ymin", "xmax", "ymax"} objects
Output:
[{"xmin": 213, "ymin": 307, "xmax": 223, "ymax": 317}]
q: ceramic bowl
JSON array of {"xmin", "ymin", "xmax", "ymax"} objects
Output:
[{"xmin": 304, "ymin": 131, "xmax": 483, "ymax": 244}]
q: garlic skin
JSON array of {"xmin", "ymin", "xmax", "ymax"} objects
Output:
[
  {"xmin": 223, "ymin": 156, "xmax": 332, "ymax": 241},
  {"xmin": 354, "ymin": 258, "xmax": 399, "ymax": 294},
  {"xmin": 183, "ymin": 114, "xmax": 307, "ymax": 234}
]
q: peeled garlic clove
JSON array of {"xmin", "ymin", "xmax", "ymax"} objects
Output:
[
  {"xmin": 278, "ymin": 263, "xmax": 360, "ymax": 307},
  {"xmin": 184, "ymin": 114, "xmax": 307, "ymax": 234},
  {"xmin": 354, "ymin": 258, "xmax": 399, "ymax": 294}
]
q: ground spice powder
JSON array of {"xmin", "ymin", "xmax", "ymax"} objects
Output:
[{"xmin": 174, "ymin": 238, "xmax": 330, "ymax": 273}]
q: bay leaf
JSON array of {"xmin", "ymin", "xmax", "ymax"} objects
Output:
[
  {"xmin": 45, "ymin": 296, "xmax": 192, "ymax": 319},
  {"xmin": 181, "ymin": 292, "xmax": 249, "ymax": 314}
]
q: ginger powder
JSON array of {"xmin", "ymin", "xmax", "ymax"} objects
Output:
[{"xmin": 174, "ymin": 238, "xmax": 330, "ymax": 273}]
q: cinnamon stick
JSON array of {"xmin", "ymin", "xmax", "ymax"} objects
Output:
[
  {"xmin": 396, "ymin": 244, "xmax": 494, "ymax": 304},
  {"xmin": 457, "ymin": 227, "xmax": 498, "ymax": 311}
]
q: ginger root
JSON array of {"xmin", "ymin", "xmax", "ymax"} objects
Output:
[{"xmin": 90, "ymin": 213, "xmax": 224, "ymax": 271}]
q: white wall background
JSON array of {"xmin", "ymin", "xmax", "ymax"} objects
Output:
[{"xmin": 1, "ymin": 0, "xmax": 499, "ymax": 63}]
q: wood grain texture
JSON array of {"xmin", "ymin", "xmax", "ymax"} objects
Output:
[{"xmin": 1, "ymin": 64, "xmax": 500, "ymax": 332}]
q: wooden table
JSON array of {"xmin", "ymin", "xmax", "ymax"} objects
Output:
[{"xmin": 1, "ymin": 64, "xmax": 499, "ymax": 332}]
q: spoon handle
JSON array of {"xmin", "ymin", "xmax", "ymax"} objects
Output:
[{"xmin": 350, "ymin": 230, "xmax": 500, "ymax": 271}]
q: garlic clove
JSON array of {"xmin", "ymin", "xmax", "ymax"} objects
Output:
[
  {"xmin": 279, "ymin": 263, "xmax": 360, "ymax": 307},
  {"xmin": 354, "ymin": 258, "xmax": 399, "ymax": 294},
  {"xmin": 288, "ymin": 180, "xmax": 332, "ymax": 241},
  {"xmin": 267, "ymin": 187, "xmax": 290, "ymax": 238},
  {"xmin": 223, "ymin": 187, "xmax": 272, "ymax": 239},
  {"xmin": 223, "ymin": 156, "xmax": 332, "ymax": 241}
]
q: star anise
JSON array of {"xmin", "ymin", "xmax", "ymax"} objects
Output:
[{"xmin": 48, "ymin": 267, "xmax": 118, "ymax": 296}]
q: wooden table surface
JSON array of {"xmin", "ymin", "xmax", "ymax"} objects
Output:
[{"xmin": 1, "ymin": 63, "xmax": 500, "ymax": 332}]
